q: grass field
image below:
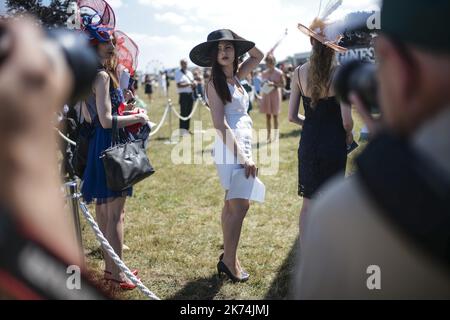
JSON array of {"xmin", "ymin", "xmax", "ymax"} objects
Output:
[{"xmin": 80, "ymin": 81, "xmax": 364, "ymax": 300}]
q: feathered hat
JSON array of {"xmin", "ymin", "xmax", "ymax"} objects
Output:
[
  {"xmin": 78, "ymin": 0, "xmax": 116, "ymax": 44},
  {"xmin": 114, "ymin": 30, "xmax": 139, "ymax": 76},
  {"xmin": 297, "ymin": 0, "xmax": 347, "ymax": 53}
]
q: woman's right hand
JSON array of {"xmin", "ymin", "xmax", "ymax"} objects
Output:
[
  {"xmin": 135, "ymin": 112, "xmax": 149, "ymax": 124},
  {"xmin": 244, "ymin": 159, "xmax": 257, "ymax": 179}
]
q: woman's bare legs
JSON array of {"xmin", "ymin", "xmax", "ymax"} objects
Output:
[
  {"xmin": 266, "ymin": 114, "xmax": 272, "ymax": 142},
  {"xmin": 99, "ymin": 197, "xmax": 130, "ymax": 283},
  {"xmin": 273, "ymin": 115, "xmax": 279, "ymax": 141},
  {"xmin": 221, "ymin": 197, "xmax": 250, "ymax": 277}
]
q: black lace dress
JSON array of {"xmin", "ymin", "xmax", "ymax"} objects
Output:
[{"xmin": 298, "ymin": 96, "xmax": 347, "ymax": 198}]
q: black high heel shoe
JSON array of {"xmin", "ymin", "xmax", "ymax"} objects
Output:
[
  {"xmin": 219, "ymin": 253, "xmax": 250, "ymax": 279},
  {"xmin": 217, "ymin": 260, "xmax": 250, "ymax": 283}
]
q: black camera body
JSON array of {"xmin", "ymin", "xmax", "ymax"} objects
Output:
[
  {"xmin": 46, "ymin": 29, "xmax": 99, "ymax": 103},
  {"xmin": 334, "ymin": 59, "xmax": 379, "ymax": 114},
  {"xmin": 0, "ymin": 23, "xmax": 98, "ymax": 104}
]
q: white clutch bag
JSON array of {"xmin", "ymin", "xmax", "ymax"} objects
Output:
[{"xmin": 261, "ymin": 81, "xmax": 275, "ymax": 95}]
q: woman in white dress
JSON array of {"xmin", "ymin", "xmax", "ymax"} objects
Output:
[{"xmin": 190, "ymin": 29, "xmax": 264, "ymax": 282}]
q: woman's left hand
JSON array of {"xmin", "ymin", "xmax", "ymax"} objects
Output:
[
  {"xmin": 346, "ymin": 131, "xmax": 354, "ymax": 146},
  {"xmin": 244, "ymin": 159, "xmax": 257, "ymax": 179}
]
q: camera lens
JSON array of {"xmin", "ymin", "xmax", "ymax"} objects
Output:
[
  {"xmin": 334, "ymin": 59, "xmax": 379, "ymax": 114},
  {"xmin": 46, "ymin": 29, "xmax": 99, "ymax": 103},
  {"xmin": 0, "ymin": 23, "xmax": 13, "ymax": 68}
]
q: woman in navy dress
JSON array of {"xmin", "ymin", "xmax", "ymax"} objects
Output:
[
  {"xmin": 289, "ymin": 18, "xmax": 354, "ymax": 240},
  {"xmin": 81, "ymin": 22, "xmax": 148, "ymax": 289}
]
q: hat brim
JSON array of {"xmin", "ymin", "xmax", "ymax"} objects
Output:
[
  {"xmin": 189, "ymin": 39, "xmax": 255, "ymax": 67},
  {"xmin": 297, "ymin": 23, "xmax": 347, "ymax": 53}
]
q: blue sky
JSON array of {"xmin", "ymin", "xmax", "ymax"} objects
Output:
[
  {"xmin": 109, "ymin": 0, "xmax": 380, "ymax": 72},
  {"xmin": 1, "ymin": 0, "xmax": 380, "ymax": 71}
]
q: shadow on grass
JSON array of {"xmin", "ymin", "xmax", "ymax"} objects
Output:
[
  {"xmin": 264, "ymin": 237, "xmax": 300, "ymax": 300},
  {"xmin": 279, "ymin": 129, "xmax": 302, "ymax": 140},
  {"xmin": 168, "ymin": 274, "xmax": 223, "ymax": 300},
  {"xmin": 85, "ymin": 246, "xmax": 103, "ymax": 260},
  {"xmin": 152, "ymin": 136, "xmax": 173, "ymax": 142}
]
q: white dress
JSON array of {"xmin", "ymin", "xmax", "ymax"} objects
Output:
[{"xmin": 211, "ymin": 78, "xmax": 254, "ymax": 192}]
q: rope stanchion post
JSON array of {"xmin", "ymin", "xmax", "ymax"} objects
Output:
[
  {"xmin": 164, "ymin": 99, "xmax": 178, "ymax": 145},
  {"xmin": 64, "ymin": 180, "xmax": 85, "ymax": 265},
  {"xmin": 149, "ymin": 102, "xmax": 170, "ymax": 137},
  {"xmin": 194, "ymin": 94, "xmax": 206, "ymax": 134}
]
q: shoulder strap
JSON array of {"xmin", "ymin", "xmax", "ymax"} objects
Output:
[
  {"xmin": 77, "ymin": 101, "xmax": 83, "ymax": 124},
  {"xmin": 111, "ymin": 115, "xmax": 119, "ymax": 146},
  {"xmin": 356, "ymin": 132, "xmax": 450, "ymax": 269},
  {"xmin": 297, "ymin": 67, "xmax": 305, "ymax": 96}
]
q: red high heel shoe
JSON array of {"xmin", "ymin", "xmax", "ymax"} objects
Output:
[
  {"xmin": 103, "ymin": 270, "xmax": 140, "ymax": 290},
  {"xmin": 104, "ymin": 278, "xmax": 138, "ymax": 290}
]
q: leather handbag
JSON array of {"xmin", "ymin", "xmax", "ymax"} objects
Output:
[{"xmin": 100, "ymin": 116, "xmax": 155, "ymax": 191}]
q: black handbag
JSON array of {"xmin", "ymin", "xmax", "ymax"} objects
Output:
[{"xmin": 100, "ymin": 116, "xmax": 155, "ymax": 191}]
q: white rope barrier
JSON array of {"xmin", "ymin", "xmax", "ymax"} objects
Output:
[
  {"xmin": 149, "ymin": 103, "xmax": 171, "ymax": 137},
  {"xmin": 56, "ymin": 98, "xmax": 210, "ymax": 144},
  {"xmin": 170, "ymin": 98, "xmax": 200, "ymax": 121},
  {"xmin": 55, "ymin": 128, "xmax": 77, "ymax": 146},
  {"xmin": 79, "ymin": 202, "xmax": 160, "ymax": 300},
  {"xmin": 198, "ymin": 97, "xmax": 211, "ymax": 112}
]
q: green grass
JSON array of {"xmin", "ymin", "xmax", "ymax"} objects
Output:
[{"xmin": 80, "ymin": 82, "xmax": 365, "ymax": 300}]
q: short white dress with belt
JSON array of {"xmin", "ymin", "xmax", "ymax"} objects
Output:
[{"xmin": 209, "ymin": 78, "xmax": 254, "ymax": 193}]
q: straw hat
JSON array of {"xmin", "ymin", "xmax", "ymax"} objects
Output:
[{"xmin": 298, "ymin": 18, "xmax": 347, "ymax": 53}]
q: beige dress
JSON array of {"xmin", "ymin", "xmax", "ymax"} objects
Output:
[{"xmin": 260, "ymin": 68, "xmax": 283, "ymax": 115}]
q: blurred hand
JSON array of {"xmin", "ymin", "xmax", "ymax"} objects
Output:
[
  {"xmin": 346, "ymin": 131, "xmax": 354, "ymax": 146},
  {"xmin": 350, "ymin": 92, "xmax": 381, "ymax": 138},
  {"xmin": 0, "ymin": 17, "xmax": 80, "ymax": 264}
]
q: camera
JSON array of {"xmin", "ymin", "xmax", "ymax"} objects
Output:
[
  {"xmin": 0, "ymin": 23, "xmax": 99, "ymax": 104},
  {"xmin": 334, "ymin": 59, "xmax": 379, "ymax": 114},
  {"xmin": 46, "ymin": 28, "xmax": 99, "ymax": 103}
]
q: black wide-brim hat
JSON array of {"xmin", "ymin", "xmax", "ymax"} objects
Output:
[{"xmin": 189, "ymin": 29, "xmax": 255, "ymax": 67}]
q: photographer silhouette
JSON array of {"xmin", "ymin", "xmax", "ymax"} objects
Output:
[
  {"xmin": 293, "ymin": 0, "xmax": 450, "ymax": 299},
  {"xmin": 0, "ymin": 17, "xmax": 104, "ymax": 299}
]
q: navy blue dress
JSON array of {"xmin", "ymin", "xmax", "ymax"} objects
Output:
[
  {"xmin": 81, "ymin": 84, "xmax": 133, "ymax": 204},
  {"xmin": 298, "ymin": 96, "xmax": 347, "ymax": 198}
]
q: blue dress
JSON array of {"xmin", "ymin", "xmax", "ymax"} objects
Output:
[
  {"xmin": 81, "ymin": 85, "xmax": 133, "ymax": 204},
  {"xmin": 298, "ymin": 96, "xmax": 347, "ymax": 198}
]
